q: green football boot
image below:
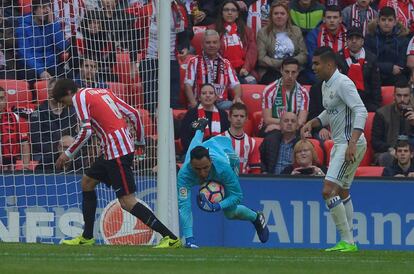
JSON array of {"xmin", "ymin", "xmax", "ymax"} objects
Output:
[
  {"xmin": 325, "ymin": 240, "xmax": 358, "ymax": 252},
  {"xmin": 153, "ymin": 236, "xmax": 182, "ymax": 248},
  {"xmin": 60, "ymin": 235, "xmax": 95, "ymax": 246}
]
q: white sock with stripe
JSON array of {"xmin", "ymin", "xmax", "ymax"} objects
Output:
[
  {"xmin": 326, "ymin": 196, "xmax": 354, "ymax": 244},
  {"xmin": 342, "ymin": 195, "xmax": 354, "ymax": 237}
]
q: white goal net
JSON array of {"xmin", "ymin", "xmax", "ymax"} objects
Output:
[{"xmin": 0, "ymin": 0, "xmax": 171, "ymax": 245}]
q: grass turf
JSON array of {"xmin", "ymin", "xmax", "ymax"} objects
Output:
[{"xmin": 0, "ymin": 243, "xmax": 413, "ymax": 274}]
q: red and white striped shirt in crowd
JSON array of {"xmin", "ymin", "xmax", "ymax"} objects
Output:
[
  {"xmin": 222, "ymin": 130, "xmax": 256, "ymax": 174},
  {"xmin": 407, "ymin": 36, "xmax": 414, "ymax": 55},
  {"xmin": 53, "ymin": 0, "xmax": 85, "ymax": 39},
  {"xmin": 247, "ymin": 0, "xmax": 268, "ymax": 40},
  {"xmin": 65, "ymin": 88, "xmax": 144, "ymax": 160},
  {"xmin": 317, "ymin": 24, "xmax": 347, "ymax": 53},
  {"xmin": 262, "ymin": 79, "xmax": 310, "ymax": 115},
  {"xmin": 184, "ymin": 53, "xmax": 240, "ymax": 101}
]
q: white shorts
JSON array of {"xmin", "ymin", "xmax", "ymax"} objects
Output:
[{"xmin": 325, "ymin": 143, "xmax": 367, "ymax": 189}]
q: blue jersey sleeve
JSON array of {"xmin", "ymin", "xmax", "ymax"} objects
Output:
[{"xmin": 216, "ymin": 162, "xmax": 243, "ymax": 210}]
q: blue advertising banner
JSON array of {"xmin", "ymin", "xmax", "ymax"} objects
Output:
[
  {"xmin": 193, "ymin": 176, "xmax": 414, "ymax": 250},
  {"xmin": 0, "ymin": 175, "xmax": 413, "ymax": 250}
]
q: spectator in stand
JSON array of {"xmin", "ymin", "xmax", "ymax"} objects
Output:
[
  {"xmin": 180, "ymin": 83, "xmax": 230, "ymax": 154},
  {"xmin": 213, "ymin": 0, "xmax": 258, "ymax": 84},
  {"xmin": 187, "ymin": 0, "xmax": 222, "ymax": 26},
  {"xmin": 30, "ymin": 78, "xmax": 78, "ymax": 171},
  {"xmin": 222, "ymin": 102, "xmax": 256, "ymax": 174},
  {"xmin": 257, "ymin": 2, "xmax": 307, "ymax": 84},
  {"xmin": 74, "ymin": 57, "xmax": 108, "ymax": 89},
  {"xmin": 364, "ymin": 6, "xmax": 409, "ymax": 86},
  {"xmin": 184, "ymin": 29, "xmax": 242, "ymax": 110},
  {"xmin": 14, "ymin": 0, "xmax": 70, "ymax": 81},
  {"xmin": 382, "ymin": 139, "xmax": 414, "ymax": 177},
  {"xmin": 342, "ymin": 0, "xmax": 378, "ymax": 35},
  {"xmin": 372, "ymin": 77, "xmax": 414, "ymax": 167},
  {"xmin": 378, "ymin": 0, "xmax": 414, "ymax": 33},
  {"xmin": 289, "ymin": 0, "xmax": 325, "ymax": 37},
  {"xmin": 337, "ymin": 27, "xmax": 382, "ymax": 112},
  {"xmin": 0, "ymin": 87, "xmax": 30, "ymax": 170},
  {"xmin": 0, "ymin": 6, "xmax": 16, "ymax": 79},
  {"xmin": 134, "ymin": 0, "xmax": 192, "ymax": 114},
  {"xmin": 280, "ymin": 139, "xmax": 326, "ymax": 175},
  {"xmin": 260, "ymin": 111, "xmax": 300, "ymax": 174},
  {"xmin": 246, "ymin": 0, "xmax": 276, "ymax": 39},
  {"xmin": 305, "ymin": 5, "xmax": 347, "ymax": 84},
  {"xmin": 260, "ymin": 57, "xmax": 309, "ymax": 136},
  {"xmin": 79, "ymin": 10, "xmax": 117, "ymax": 83}
]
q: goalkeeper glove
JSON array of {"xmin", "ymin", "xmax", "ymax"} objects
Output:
[
  {"xmin": 197, "ymin": 194, "xmax": 221, "ymax": 212},
  {"xmin": 185, "ymin": 237, "xmax": 199, "ymax": 248}
]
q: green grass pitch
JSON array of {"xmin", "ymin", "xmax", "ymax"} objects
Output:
[{"xmin": 0, "ymin": 243, "xmax": 413, "ymax": 274}]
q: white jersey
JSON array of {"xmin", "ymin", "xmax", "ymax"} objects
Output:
[{"xmin": 317, "ymin": 69, "xmax": 368, "ymax": 145}]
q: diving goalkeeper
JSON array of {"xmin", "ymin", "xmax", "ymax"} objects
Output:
[{"xmin": 177, "ymin": 118, "xmax": 269, "ymax": 248}]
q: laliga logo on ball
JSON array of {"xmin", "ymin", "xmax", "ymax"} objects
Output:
[{"xmin": 100, "ymin": 199, "xmax": 155, "ymax": 245}]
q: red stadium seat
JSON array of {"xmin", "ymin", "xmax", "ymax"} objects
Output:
[
  {"xmin": 381, "ymin": 86, "xmax": 394, "ymax": 106},
  {"xmin": 240, "ymin": 84, "xmax": 265, "ymax": 119},
  {"xmin": 138, "ymin": 108, "xmax": 155, "ymax": 136},
  {"xmin": 360, "ymin": 112, "xmax": 375, "ymax": 166},
  {"xmin": 112, "ymin": 52, "xmax": 141, "ymax": 84},
  {"xmin": 252, "ymin": 111, "xmax": 263, "ymax": 137},
  {"xmin": 107, "ymin": 82, "xmax": 143, "ymax": 108},
  {"xmin": 190, "ymin": 31, "xmax": 204, "ymax": 55},
  {"xmin": 243, "ymin": 119, "xmax": 254, "ymax": 136},
  {"xmin": 308, "ymin": 139, "xmax": 325, "ymax": 166},
  {"xmin": 34, "ymin": 80, "xmax": 49, "ymax": 104},
  {"xmin": 0, "ymin": 80, "xmax": 32, "ymax": 109},
  {"xmin": 249, "ymin": 137, "xmax": 263, "ymax": 174},
  {"xmin": 19, "ymin": 0, "xmax": 32, "ymax": 15},
  {"xmin": 325, "ymin": 139, "xmax": 334, "ymax": 166},
  {"xmin": 355, "ymin": 166, "xmax": 384, "ymax": 177}
]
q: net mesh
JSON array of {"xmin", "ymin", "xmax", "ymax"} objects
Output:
[{"xmin": 0, "ymin": 0, "xmax": 161, "ymax": 244}]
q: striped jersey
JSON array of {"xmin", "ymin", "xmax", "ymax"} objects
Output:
[
  {"xmin": 318, "ymin": 69, "xmax": 367, "ymax": 145},
  {"xmin": 65, "ymin": 88, "xmax": 144, "ymax": 160},
  {"xmin": 53, "ymin": 0, "xmax": 85, "ymax": 40},
  {"xmin": 222, "ymin": 130, "xmax": 255, "ymax": 174}
]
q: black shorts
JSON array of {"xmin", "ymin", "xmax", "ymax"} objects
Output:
[{"xmin": 85, "ymin": 153, "xmax": 136, "ymax": 198}]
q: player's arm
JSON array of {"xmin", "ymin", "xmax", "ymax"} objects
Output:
[
  {"xmin": 301, "ymin": 112, "xmax": 326, "ymax": 138},
  {"xmin": 114, "ymin": 96, "xmax": 145, "ymax": 146}
]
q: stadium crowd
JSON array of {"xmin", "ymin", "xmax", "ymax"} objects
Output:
[{"xmin": 1, "ymin": 0, "xmax": 414, "ymax": 178}]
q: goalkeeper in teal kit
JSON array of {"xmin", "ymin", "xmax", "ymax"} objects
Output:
[{"xmin": 177, "ymin": 118, "xmax": 269, "ymax": 248}]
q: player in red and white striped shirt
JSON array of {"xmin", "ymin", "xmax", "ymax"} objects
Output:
[
  {"xmin": 222, "ymin": 103, "xmax": 256, "ymax": 174},
  {"xmin": 53, "ymin": 79, "xmax": 181, "ymax": 248}
]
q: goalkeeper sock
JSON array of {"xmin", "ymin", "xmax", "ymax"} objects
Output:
[
  {"xmin": 326, "ymin": 196, "xmax": 353, "ymax": 244},
  {"xmin": 130, "ymin": 202, "xmax": 177, "ymax": 240},
  {"xmin": 224, "ymin": 205, "xmax": 257, "ymax": 222},
  {"xmin": 82, "ymin": 191, "xmax": 97, "ymax": 239},
  {"xmin": 343, "ymin": 195, "xmax": 354, "ymax": 235}
]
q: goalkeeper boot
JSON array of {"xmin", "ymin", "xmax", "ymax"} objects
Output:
[
  {"xmin": 153, "ymin": 236, "xmax": 182, "ymax": 248},
  {"xmin": 60, "ymin": 235, "xmax": 95, "ymax": 246},
  {"xmin": 191, "ymin": 118, "xmax": 209, "ymax": 131},
  {"xmin": 325, "ymin": 240, "xmax": 358, "ymax": 252},
  {"xmin": 253, "ymin": 212, "xmax": 269, "ymax": 243}
]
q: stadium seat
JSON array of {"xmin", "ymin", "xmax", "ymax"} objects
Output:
[
  {"xmin": 240, "ymin": 84, "xmax": 265, "ymax": 119},
  {"xmin": 324, "ymin": 139, "xmax": 334, "ymax": 166},
  {"xmin": 360, "ymin": 112, "xmax": 375, "ymax": 166},
  {"xmin": 0, "ymin": 80, "xmax": 32, "ymax": 109},
  {"xmin": 252, "ymin": 111, "xmax": 263, "ymax": 137},
  {"xmin": 381, "ymin": 86, "xmax": 394, "ymax": 106},
  {"xmin": 249, "ymin": 137, "xmax": 263, "ymax": 174},
  {"xmin": 243, "ymin": 119, "xmax": 254, "ymax": 136},
  {"xmin": 190, "ymin": 31, "xmax": 204, "ymax": 55},
  {"xmin": 19, "ymin": 0, "xmax": 32, "ymax": 15},
  {"xmin": 355, "ymin": 166, "xmax": 384, "ymax": 177},
  {"xmin": 112, "ymin": 52, "xmax": 141, "ymax": 84},
  {"xmin": 138, "ymin": 108, "xmax": 155, "ymax": 136},
  {"xmin": 34, "ymin": 80, "xmax": 48, "ymax": 104},
  {"xmin": 107, "ymin": 82, "xmax": 143, "ymax": 108},
  {"xmin": 308, "ymin": 139, "xmax": 325, "ymax": 166}
]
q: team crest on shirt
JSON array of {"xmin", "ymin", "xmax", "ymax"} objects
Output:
[{"xmin": 179, "ymin": 187, "xmax": 188, "ymax": 198}]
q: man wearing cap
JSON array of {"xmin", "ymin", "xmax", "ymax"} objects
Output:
[{"xmin": 337, "ymin": 26, "xmax": 381, "ymax": 112}]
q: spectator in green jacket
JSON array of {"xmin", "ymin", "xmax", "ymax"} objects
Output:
[{"xmin": 289, "ymin": 0, "xmax": 324, "ymax": 36}]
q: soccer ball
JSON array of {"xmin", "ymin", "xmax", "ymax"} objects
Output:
[{"xmin": 199, "ymin": 181, "xmax": 225, "ymax": 203}]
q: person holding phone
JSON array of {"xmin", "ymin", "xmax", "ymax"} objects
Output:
[{"xmin": 280, "ymin": 139, "xmax": 326, "ymax": 176}]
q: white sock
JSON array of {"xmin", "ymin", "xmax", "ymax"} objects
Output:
[
  {"xmin": 343, "ymin": 195, "xmax": 354, "ymax": 236},
  {"xmin": 326, "ymin": 196, "xmax": 353, "ymax": 244}
]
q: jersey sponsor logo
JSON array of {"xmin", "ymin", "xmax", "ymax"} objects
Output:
[
  {"xmin": 179, "ymin": 187, "xmax": 188, "ymax": 199},
  {"xmin": 100, "ymin": 199, "xmax": 155, "ymax": 245},
  {"xmin": 326, "ymin": 108, "xmax": 339, "ymax": 115}
]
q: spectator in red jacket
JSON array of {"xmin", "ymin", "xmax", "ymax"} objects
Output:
[{"xmin": 213, "ymin": 0, "xmax": 258, "ymax": 84}]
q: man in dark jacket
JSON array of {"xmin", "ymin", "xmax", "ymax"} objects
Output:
[
  {"xmin": 372, "ymin": 77, "xmax": 414, "ymax": 167},
  {"xmin": 382, "ymin": 139, "xmax": 414, "ymax": 177},
  {"xmin": 337, "ymin": 27, "xmax": 382, "ymax": 112},
  {"xmin": 364, "ymin": 6, "xmax": 409, "ymax": 86},
  {"xmin": 289, "ymin": 0, "xmax": 325, "ymax": 37}
]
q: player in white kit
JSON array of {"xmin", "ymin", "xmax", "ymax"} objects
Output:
[{"xmin": 301, "ymin": 47, "xmax": 367, "ymax": 252}]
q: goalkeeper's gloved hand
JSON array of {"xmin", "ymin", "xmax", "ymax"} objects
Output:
[
  {"xmin": 197, "ymin": 194, "xmax": 221, "ymax": 212},
  {"xmin": 185, "ymin": 237, "xmax": 199, "ymax": 248}
]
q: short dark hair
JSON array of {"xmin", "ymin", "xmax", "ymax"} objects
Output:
[
  {"xmin": 395, "ymin": 139, "xmax": 411, "ymax": 151},
  {"xmin": 229, "ymin": 102, "xmax": 248, "ymax": 116},
  {"xmin": 394, "ymin": 76, "xmax": 410, "ymax": 90},
  {"xmin": 52, "ymin": 78, "xmax": 78, "ymax": 102},
  {"xmin": 32, "ymin": 0, "xmax": 51, "ymax": 12},
  {"xmin": 190, "ymin": 146, "xmax": 210, "ymax": 161},
  {"xmin": 313, "ymin": 46, "xmax": 338, "ymax": 64},
  {"xmin": 323, "ymin": 5, "xmax": 341, "ymax": 17},
  {"xmin": 379, "ymin": 6, "xmax": 396, "ymax": 18},
  {"xmin": 200, "ymin": 83, "xmax": 216, "ymax": 91},
  {"xmin": 281, "ymin": 57, "xmax": 300, "ymax": 69}
]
